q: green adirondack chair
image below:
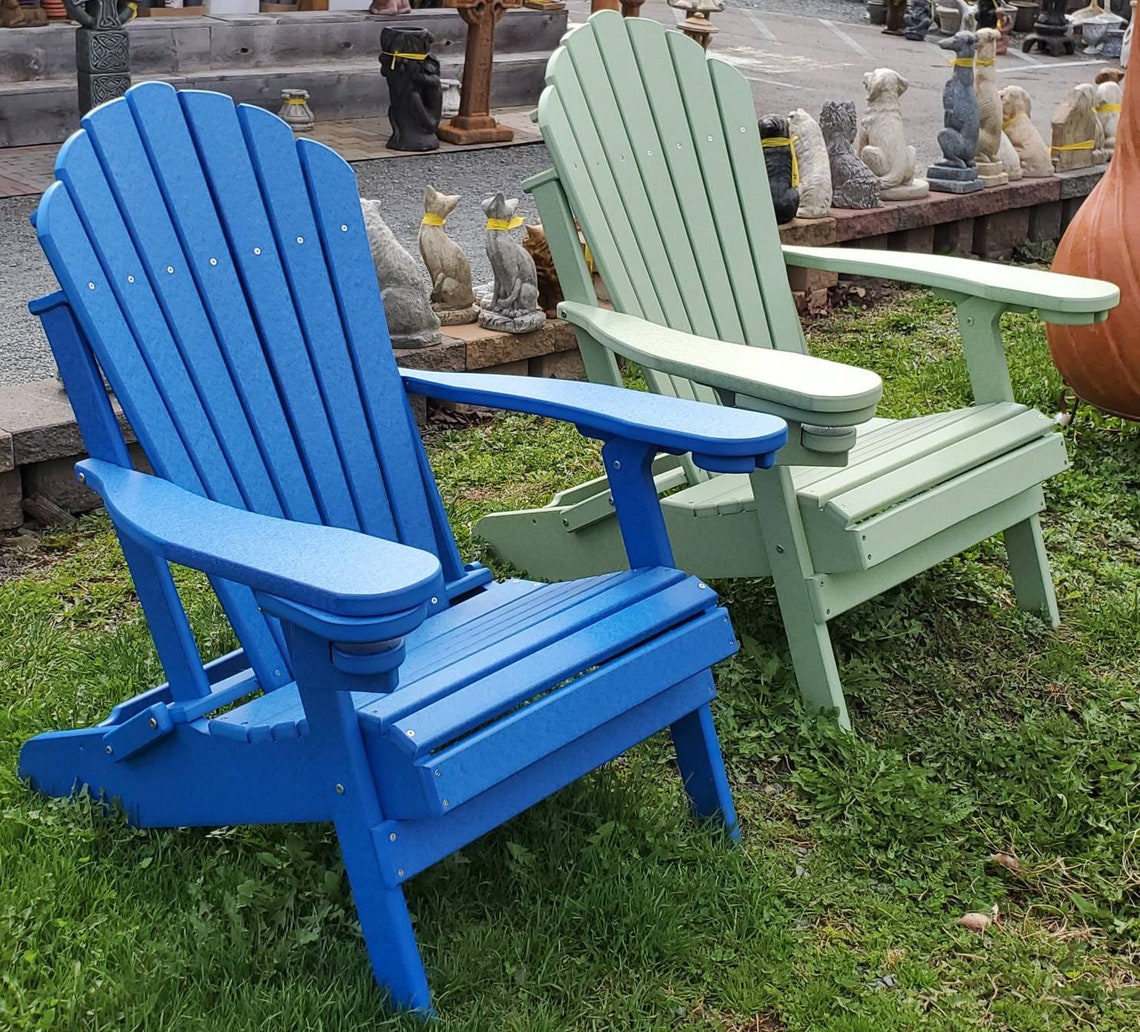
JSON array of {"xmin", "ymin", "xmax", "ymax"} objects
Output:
[{"xmin": 475, "ymin": 11, "xmax": 1120, "ymax": 728}]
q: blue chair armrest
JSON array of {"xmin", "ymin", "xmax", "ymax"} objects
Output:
[
  {"xmin": 77, "ymin": 459, "xmax": 442, "ymax": 626},
  {"xmin": 400, "ymin": 370, "xmax": 788, "ymax": 473}
]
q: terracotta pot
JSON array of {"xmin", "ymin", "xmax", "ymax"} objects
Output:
[
  {"xmin": 1047, "ymin": 46, "xmax": 1140, "ymax": 420},
  {"xmin": 41, "ymin": 0, "xmax": 67, "ymax": 18}
]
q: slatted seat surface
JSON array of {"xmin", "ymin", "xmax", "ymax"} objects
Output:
[
  {"xmin": 209, "ymin": 569, "xmax": 728, "ymax": 820},
  {"xmin": 661, "ymin": 404, "xmax": 1067, "ymax": 572}
]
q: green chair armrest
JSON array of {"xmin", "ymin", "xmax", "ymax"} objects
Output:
[
  {"xmin": 557, "ymin": 301, "xmax": 883, "ymax": 427},
  {"xmin": 782, "ymin": 246, "xmax": 1120, "ymax": 324}
]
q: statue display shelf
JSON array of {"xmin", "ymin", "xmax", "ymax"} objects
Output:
[
  {"xmin": 64, "ymin": 0, "xmax": 132, "ymax": 117},
  {"xmin": 437, "ymin": 0, "xmax": 519, "ymax": 145},
  {"xmin": 1048, "ymin": 47, "xmax": 1140, "ymax": 420},
  {"xmin": 1024, "ymin": 0, "xmax": 1076, "ymax": 55}
]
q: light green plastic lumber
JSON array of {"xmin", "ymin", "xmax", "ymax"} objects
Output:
[
  {"xmin": 782, "ymin": 246, "xmax": 1120, "ymax": 324},
  {"xmin": 557, "ymin": 301, "xmax": 883, "ymax": 427}
]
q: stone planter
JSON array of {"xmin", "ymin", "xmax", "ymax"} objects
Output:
[
  {"xmin": 936, "ymin": 4, "xmax": 962, "ymax": 32},
  {"xmin": 868, "ymin": 0, "xmax": 887, "ymax": 24}
]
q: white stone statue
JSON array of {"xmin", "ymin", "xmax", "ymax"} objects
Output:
[
  {"xmin": 997, "ymin": 130, "xmax": 1023, "ymax": 181},
  {"xmin": 788, "ymin": 108, "xmax": 832, "ymax": 218},
  {"xmin": 856, "ymin": 68, "xmax": 929, "ymax": 200},
  {"xmin": 999, "ymin": 85, "xmax": 1054, "ymax": 177},
  {"xmin": 1095, "ymin": 79, "xmax": 1123, "ymax": 156},
  {"xmin": 973, "ymin": 28, "xmax": 1009, "ymax": 187},
  {"xmin": 361, "ymin": 198, "xmax": 442, "ymax": 349},
  {"xmin": 418, "ymin": 186, "xmax": 479, "ymax": 325}
]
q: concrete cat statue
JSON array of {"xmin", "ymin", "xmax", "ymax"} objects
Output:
[
  {"xmin": 479, "ymin": 193, "xmax": 545, "ymax": 335},
  {"xmin": 418, "ymin": 186, "xmax": 478, "ymax": 325},
  {"xmin": 361, "ymin": 198, "xmax": 442, "ymax": 349}
]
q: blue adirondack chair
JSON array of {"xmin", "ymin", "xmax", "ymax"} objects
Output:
[{"xmin": 18, "ymin": 82, "xmax": 788, "ymax": 1015}]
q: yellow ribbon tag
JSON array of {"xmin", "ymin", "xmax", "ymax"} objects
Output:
[
  {"xmin": 285, "ymin": 98, "xmax": 307, "ymax": 106},
  {"xmin": 1050, "ymin": 140, "xmax": 1095, "ymax": 152},
  {"xmin": 421, "ymin": 213, "xmax": 447, "ymax": 227},
  {"xmin": 382, "ymin": 51, "xmax": 429, "ymax": 64},
  {"xmin": 1095, "ymin": 103, "xmax": 1122, "ymax": 114},
  {"xmin": 486, "ymin": 216, "xmax": 525, "ymax": 231},
  {"xmin": 975, "ymin": 58, "xmax": 995, "ymax": 67},
  {"xmin": 949, "ymin": 57, "xmax": 975, "ymax": 67},
  {"xmin": 582, "ymin": 242, "xmax": 596, "ymax": 274},
  {"xmin": 1002, "ymin": 116, "xmax": 1023, "ymax": 131},
  {"xmin": 761, "ymin": 135, "xmax": 800, "ymax": 189}
]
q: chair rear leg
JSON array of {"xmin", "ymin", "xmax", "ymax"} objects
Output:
[
  {"xmin": 750, "ymin": 468, "xmax": 852, "ymax": 730},
  {"xmin": 1002, "ymin": 514, "xmax": 1060, "ymax": 627},
  {"xmin": 335, "ymin": 814, "xmax": 434, "ymax": 1015},
  {"xmin": 669, "ymin": 699, "xmax": 739, "ymax": 841}
]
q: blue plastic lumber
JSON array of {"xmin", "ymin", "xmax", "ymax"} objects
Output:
[
  {"xmin": 78, "ymin": 459, "xmax": 442, "ymax": 620},
  {"xmin": 388, "ymin": 575, "xmax": 715, "ymax": 755},
  {"xmin": 361, "ymin": 570, "xmax": 683, "ymax": 729},
  {"xmin": 400, "ymin": 369, "xmax": 788, "ymax": 473},
  {"xmin": 406, "ymin": 608, "xmax": 735, "ymax": 818},
  {"xmin": 669, "ymin": 703, "xmax": 739, "ymax": 837},
  {"xmin": 31, "ymin": 293, "xmax": 211, "ymax": 702},
  {"xmin": 365, "ymin": 671, "xmax": 721, "ymax": 886}
]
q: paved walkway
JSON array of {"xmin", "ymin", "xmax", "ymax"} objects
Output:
[{"xmin": 0, "ymin": 107, "xmax": 542, "ymax": 200}]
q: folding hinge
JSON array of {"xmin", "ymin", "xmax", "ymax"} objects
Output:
[{"xmin": 100, "ymin": 702, "xmax": 174, "ymax": 763}]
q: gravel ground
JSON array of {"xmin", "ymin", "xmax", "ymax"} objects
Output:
[
  {"xmin": 724, "ymin": 0, "xmax": 868, "ymax": 24},
  {"xmin": 0, "ymin": 143, "xmax": 554, "ymax": 388}
]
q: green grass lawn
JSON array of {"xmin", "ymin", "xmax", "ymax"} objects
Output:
[{"xmin": 1, "ymin": 289, "xmax": 1137, "ymax": 1031}]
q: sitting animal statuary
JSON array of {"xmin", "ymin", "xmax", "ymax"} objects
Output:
[
  {"xmin": 1, "ymin": 0, "xmax": 48, "ymax": 25},
  {"xmin": 999, "ymin": 85, "xmax": 1053, "ymax": 177},
  {"xmin": 522, "ymin": 224, "xmax": 561, "ymax": 317},
  {"xmin": 1095, "ymin": 79, "xmax": 1122, "ymax": 156},
  {"xmin": 955, "ymin": 0, "xmax": 978, "ymax": 31},
  {"xmin": 379, "ymin": 27, "xmax": 442, "ymax": 152},
  {"xmin": 362, "ymin": 198, "xmax": 442, "ymax": 349},
  {"xmin": 758, "ymin": 114, "xmax": 800, "ymax": 224},
  {"xmin": 479, "ymin": 194, "xmax": 546, "ymax": 335},
  {"xmin": 857, "ymin": 69, "xmax": 929, "ymax": 201},
  {"xmin": 904, "ymin": 0, "xmax": 932, "ymax": 39},
  {"xmin": 884, "ymin": 0, "xmax": 906, "ymax": 34},
  {"xmin": 788, "ymin": 108, "xmax": 832, "ymax": 218},
  {"xmin": 997, "ymin": 128, "xmax": 1023, "ymax": 180},
  {"xmin": 976, "ymin": 0, "xmax": 997, "ymax": 27},
  {"xmin": 418, "ymin": 186, "xmax": 479, "ymax": 325},
  {"xmin": 1051, "ymin": 83, "xmax": 1105, "ymax": 171},
  {"xmin": 927, "ymin": 32, "xmax": 984, "ymax": 193},
  {"xmin": 819, "ymin": 100, "xmax": 880, "ymax": 209},
  {"xmin": 974, "ymin": 28, "xmax": 1009, "ymax": 187}
]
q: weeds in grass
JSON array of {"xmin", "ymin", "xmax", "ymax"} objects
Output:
[{"xmin": 0, "ymin": 290, "xmax": 1137, "ymax": 1030}]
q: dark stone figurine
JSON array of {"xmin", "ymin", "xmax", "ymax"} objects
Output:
[
  {"xmin": 904, "ymin": 0, "xmax": 931, "ymax": 40},
  {"xmin": 819, "ymin": 101, "xmax": 880, "ymax": 209},
  {"xmin": 926, "ymin": 32, "xmax": 983, "ymax": 194},
  {"xmin": 975, "ymin": 0, "xmax": 997, "ymax": 29},
  {"xmin": 379, "ymin": 26, "xmax": 442, "ymax": 152},
  {"xmin": 758, "ymin": 115, "xmax": 800, "ymax": 224},
  {"xmin": 64, "ymin": 0, "xmax": 132, "ymax": 117}
]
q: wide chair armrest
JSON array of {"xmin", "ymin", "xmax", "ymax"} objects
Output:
[
  {"xmin": 77, "ymin": 459, "xmax": 441, "ymax": 643},
  {"xmin": 782, "ymin": 246, "xmax": 1120, "ymax": 325},
  {"xmin": 400, "ymin": 368, "xmax": 789, "ymax": 473},
  {"xmin": 555, "ymin": 301, "xmax": 883, "ymax": 428}
]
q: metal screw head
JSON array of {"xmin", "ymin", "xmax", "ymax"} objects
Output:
[
  {"xmin": 148, "ymin": 717, "xmax": 158, "ymax": 729},
  {"xmin": 77, "ymin": 472, "xmax": 86, "ymax": 485},
  {"xmin": 335, "ymin": 783, "xmax": 345, "ymax": 794},
  {"xmin": 433, "ymin": 769, "xmax": 441, "ymax": 778},
  {"xmin": 127, "ymin": 275, "xmax": 135, "ymax": 283},
  {"xmin": 253, "ymin": 247, "xmax": 262, "ymax": 256},
  {"xmin": 612, "ymin": 459, "xmax": 622, "ymax": 470},
  {"xmin": 166, "ymin": 266, "xmax": 174, "ymax": 274},
  {"xmin": 341, "ymin": 224, "xmax": 348, "ymax": 232},
  {"xmin": 209, "ymin": 258, "xmax": 217, "ymax": 266},
  {"xmin": 389, "ymin": 832, "xmax": 397, "ymax": 842},
  {"xmin": 405, "ymin": 729, "xmax": 415, "ymax": 738},
  {"xmin": 775, "ymin": 545, "xmax": 784, "ymax": 554},
  {"xmin": 430, "ymin": 596, "xmax": 438, "ymax": 605},
  {"xmin": 397, "ymin": 868, "xmax": 405, "ymax": 877},
  {"xmin": 105, "ymin": 745, "xmax": 113, "ymax": 754},
  {"xmin": 87, "ymin": 282, "xmax": 95, "ymax": 290},
  {"xmin": 296, "ymin": 236, "xmax": 304, "ymax": 244},
  {"xmin": 442, "ymin": 799, "xmax": 450, "ymax": 808}
]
